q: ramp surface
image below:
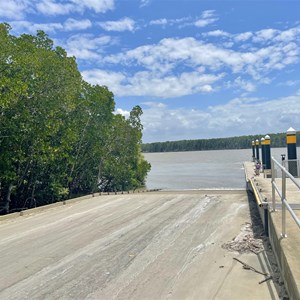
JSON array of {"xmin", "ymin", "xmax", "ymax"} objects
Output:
[{"xmin": 0, "ymin": 191, "xmax": 279, "ymax": 299}]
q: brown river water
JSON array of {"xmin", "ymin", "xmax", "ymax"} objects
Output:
[{"xmin": 143, "ymin": 147, "xmax": 298, "ymax": 190}]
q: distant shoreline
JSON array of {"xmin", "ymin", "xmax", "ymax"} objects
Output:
[{"xmin": 142, "ymin": 132, "xmax": 299, "ymax": 153}]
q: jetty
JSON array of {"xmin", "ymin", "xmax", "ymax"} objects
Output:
[{"xmin": 244, "ymin": 160, "xmax": 300, "ymax": 299}]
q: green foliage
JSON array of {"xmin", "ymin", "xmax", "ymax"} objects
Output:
[
  {"xmin": 0, "ymin": 24, "xmax": 150, "ymax": 214},
  {"xmin": 98, "ymin": 109, "xmax": 150, "ymax": 192},
  {"xmin": 142, "ymin": 132, "xmax": 300, "ymax": 153}
]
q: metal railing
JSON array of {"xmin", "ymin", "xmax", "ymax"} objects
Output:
[
  {"xmin": 271, "ymin": 157, "xmax": 300, "ymax": 237},
  {"xmin": 282, "ymin": 159, "xmax": 300, "ymax": 178}
]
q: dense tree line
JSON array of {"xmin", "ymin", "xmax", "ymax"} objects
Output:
[
  {"xmin": 0, "ymin": 23, "xmax": 150, "ymax": 214},
  {"xmin": 142, "ymin": 132, "xmax": 300, "ymax": 153}
]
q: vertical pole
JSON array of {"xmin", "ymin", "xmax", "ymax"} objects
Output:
[
  {"xmin": 286, "ymin": 127, "xmax": 298, "ymax": 177},
  {"xmin": 261, "ymin": 137, "xmax": 266, "ymax": 170},
  {"xmin": 271, "ymin": 158, "xmax": 276, "ymax": 211},
  {"xmin": 265, "ymin": 135, "xmax": 271, "ymax": 169},
  {"xmin": 252, "ymin": 141, "xmax": 255, "ymax": 162},
  {"xmin": 281, "ymin": 169, "xmax": 287, "ymax": 237},
  {"xmin": 255, "ymin": 139, "xmax": 260, "ymax": 162}
]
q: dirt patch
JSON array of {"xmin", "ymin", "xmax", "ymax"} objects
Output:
[{"xmin": 222, "ymin": 222, "xmax": 264, "ymax": 254}]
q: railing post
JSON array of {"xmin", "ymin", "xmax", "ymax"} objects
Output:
[
  {"xmin": 271, "ymin": 157, "xmax": 276, "ymax": 211},
  {"xmin": 271, "ymin": 156, "xmax": 300, "ymax": 238},
  {"xmin": 282, "ymin": 166, "xmax": 287, "ymax": 237}
]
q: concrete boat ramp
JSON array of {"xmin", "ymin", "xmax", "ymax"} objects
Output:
[{"xmin": 0, "ymin": 187, "xmax": 291, "ymax": 299}]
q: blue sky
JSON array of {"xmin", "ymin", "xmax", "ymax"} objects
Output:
[{"xmin": 1, "ymin": 0, "xmax": 300, "ymax": 143}]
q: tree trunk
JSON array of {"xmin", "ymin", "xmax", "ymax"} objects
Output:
[{"xmin": 2, "ymin": 184, "xmax": 14, "ymax": 214}]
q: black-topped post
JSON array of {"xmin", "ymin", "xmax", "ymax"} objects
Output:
[
  {"xmin": 264, "ymin": 135, "xmax": 271, "ymax": 170},
  {"xmin": 252, "ymin": 141, "xmax": 255, "ymax": 162},
  {"xmin": 261, "ymin": 137, "xmax": 266, "ymax": 169},
  {"xmin": 255, "ymin": 139, "xmax": 260, "ymax": 162},
  {"xmin": 286, "ymin": 127, "xmax": 298, "ymax": 177}
]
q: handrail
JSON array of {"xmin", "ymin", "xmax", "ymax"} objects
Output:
[
  {"xmin": 271, "ymin": 156, "xmax": 300, "ymax": 237},
  {"xmin": 272, "ymin": 158, "xmax": 300, "ymax": 189}
]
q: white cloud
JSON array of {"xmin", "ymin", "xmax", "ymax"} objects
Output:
[
  {"xmin": 0, "ymin": 0, "xmax": 32, "ymax": 19},
  {"xmin": 209, "ymin": 91, "xmax": 300, "ymax": 133},
  {"xmin": 63, "ymin": 18, "xmax": 92, "ymax": 31},
  {"xmin": 233, "ymin": 77, "xmax": 256, "ymax": 92},
  {"xmin": 140, "ymin": 0, "xmax": 151, "ymax": 7},
  {"xmin": 280, "ymin": 80, "xmax": 300, "ymax": 87},
  {"xmin": 149, "ymin": 17, "xmax": 190, "ymax": 27},
  {"xmin": 141, "ymin": 103, "xmax": 212, "ymax": 142},
  {"xmin": 65, "ymin": 34, "xmax": 114, "ymax": 60},
  {"xmin": 149, "ymin": 18, "xmax": 168, "ymax": 26},
  {"xmin": 141, "ymin": 91, "xmax": 300, "ymax": 142},
  {"xmin": 234, "ymin": 32, "xmax": 253, "ymax": 42},
  {"xmin": 195, "ymin": 10, "xmax": 218, "ymax": 28},
  {"xmin": 195, "ymin": 18, "xmax": 218, "ymax": 28},
  {"xmin": 274, "ymin": 27, "xmax": 300, "ymax": 42},
  {"xmin": 114, "ymin": 108, "xmax": 130, "ymax": 118},
  {"xmin": 149, "ymin": 14, "xmax": 217, "ymax": 29},
  {"xmin": 36, "ymin": 0, "xmax": 114, "ymax": 15},
  {"xmin": 142, "ymin": 102, "xmax": 167, "ymax": 109},
  {"xmin": 201, "ymin": 10, "xmax": 216, "ymax": 19},
  {"xmin": 204, "ymin": 30, "xmax": 230, "ymax": 37},
  {"xmin": 36, "ymin": 0, "xmax": 73, "ymax": 15},
  {"xmin": 10, "ymin": 19, "xmax": 92, "ymax": 34},
  {"xmin": 82, "ymin": 69, "xmax": 126, "ymax": 88},
  {"xmin": 253, "ymin": 28, "xmax": 279, "ymax": 43},
  {"xmin": 209, "ymin": 27, "xmax": 300, "ymax": 47},
  {"xmin": 120, "ymin": 71, "xmax": 220, "ymax": 97},
  {"xmin": 68, "ymin": 48, "xmax": 102, "ymax": 60},
  {"xmin": 98, "ymin": 17, "xmax": 135, "ymax": 32},
  {"xmin": 82, "ymin": 68, "xmax": 222, "ymax": 98},
  {"xmin": 10, "ymin": 21, "xmax": 63, "ymax": 34},
  {"xmin": 2, "ymin": 0, "xmax": 114, "ymax": 18},
  {"xmin": 104, "ymin": 37, "xmax": 300, "ymax": 78},
  {"xmin": 71, "ymin": 0, "xmax": 114, "ymax": 13},
  {"xmin": 80, "ymin": 25, "xmax": 300, "ymax": 99}
]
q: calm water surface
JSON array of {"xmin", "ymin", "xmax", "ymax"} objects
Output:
[{"xmin": 143, "ymin": 148, "xmax": 298, "ymax": 190}]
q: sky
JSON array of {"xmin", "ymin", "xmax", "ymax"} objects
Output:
[{"xmin": 1, "ymin": 0, "xmax": 300, "ymax": 143}]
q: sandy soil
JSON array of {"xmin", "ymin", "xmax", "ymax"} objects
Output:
[{"xmin": 0, "ymin": 191, "xmax": 282, "ymax": 299}]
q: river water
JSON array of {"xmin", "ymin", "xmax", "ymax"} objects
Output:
[{"xmin": 143, "ymin": 147, "xmax": 298, "ymax": 190}]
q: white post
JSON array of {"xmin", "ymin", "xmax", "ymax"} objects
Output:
[
  {"xmin": 281, "ymin": 168, "xmax": 287, "ymax": 237},
  {"xmin": 271, "ymin": 157, "xmax": 276, "ymax": 211}
]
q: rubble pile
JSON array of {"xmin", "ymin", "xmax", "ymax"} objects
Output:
[{"xmin": 222, "ymin": 222, "xmax": 265, "ymax": 254}]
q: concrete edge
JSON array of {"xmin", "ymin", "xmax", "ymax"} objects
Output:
[
  {"xmin": 244, "ymin": 162, "xmax": 263, "ymax": 207},
  {"xmin": 249, "ymin": 178, "xmax": 263, "ymax": 207},
  {"xmin": 0, "ymin": 189, "xmax": 161, "ymax": 222},
  {"xmin": 268, "ymin": 212, "xmax": 300, "ymax": 300},
  {"xmin": 0, "ymin": 194, "xmax": 93, "ymax": 221}
]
